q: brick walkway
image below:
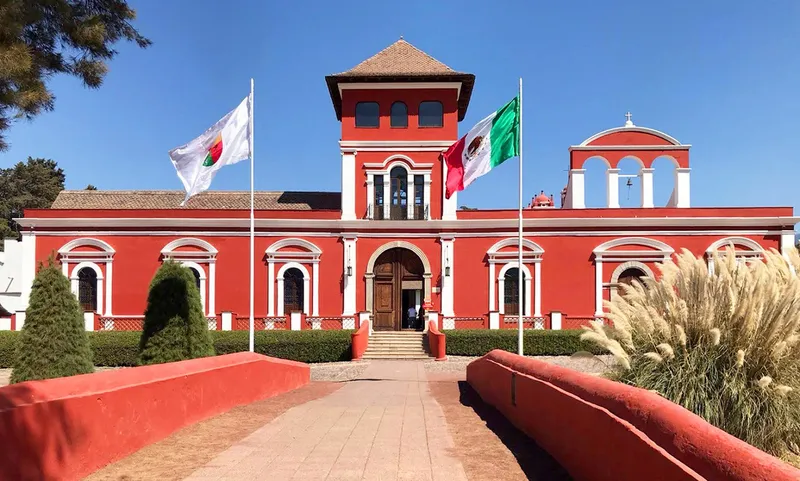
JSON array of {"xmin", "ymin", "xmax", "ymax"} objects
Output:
[{"xmin": 184, "ymin": 361, "xmax": 467, "ymax": 481}]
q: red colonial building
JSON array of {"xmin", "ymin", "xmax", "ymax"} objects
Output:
[{"xmin": 1, "ymin": 39, "xmax": 797, "ymax": 333}]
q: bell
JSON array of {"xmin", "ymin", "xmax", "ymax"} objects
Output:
[{"xmin": 626, "ymin": 178, "xmax": 633, "ymax": 187}]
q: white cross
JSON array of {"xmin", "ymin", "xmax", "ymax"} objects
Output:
[{"xmin": 624, "ymin": 112, "xmax": 633, "ymax": 126}]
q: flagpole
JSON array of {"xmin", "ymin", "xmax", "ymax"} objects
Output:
[
  {"xmin": 517, "ymin": 77, "xmax": 524, "ymax": 356},
  {"xmin": 249, "ymin": 78, "xmax": 255, "ymax": 353}
]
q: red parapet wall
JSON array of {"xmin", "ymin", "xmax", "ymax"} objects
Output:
[
  {"xmin": 0, "ymin": 352, "xmax": 310, "ymax": 481},
  {"xmin": 351, "ymin": 321, "xmax": 369, "ymax": 360},
  {"xmin": 427, "ymin": 321, "xmax": 446, "ymax": 361},
  {"xmin": 467, "ymin": 350, "xmax": 800, "ymax": 481}
]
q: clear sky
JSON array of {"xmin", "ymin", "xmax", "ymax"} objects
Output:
[{"xmin": 2, "ymin": 0, "xmax": 799, "ymax": 215}]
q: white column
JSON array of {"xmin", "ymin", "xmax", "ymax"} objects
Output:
[
  {"xmin": 533, "ymin": 262, "xmax": 542, "ymax": 317},
  {"xmin": 84, "ymin": 311, "xmax": 94, "ymax": 331},
  {"xmin": 312, "ymin": 261, "xmax": 319, "ymax": 316},
  {"xmin": 62, "ymin": 260, "xmax": 69, "ymax": 277},
  {"xmin": 606, "ymin": 168, "xmax": 620, "ymax": 208},
  {"xmin": 277, "ymin": 277, "xmax": 285, "ymax": 316},
  {"xmin": 342, "ymin": 237, "xmax": 357, "ymax": 315},
  {"xmin": 341, "ymin": 150, "xmax": 356, "ymax": 220},
  {"xmin": 383, "ymin": 177, "xmax": 390, "ymax": 220},
  {"xmin": 594, "ymin": 259, "xmax": 604, "ymax": 316},
  {"xmin": 488, "ymin": 262, "xmax": 495, "ymax": 312},
  {"xmin": 524, "ymin": 272, "xmax": 532, "ymax": 317},
  {"xmin": 97, "ymin": 277, "xmax": 104, "ymax": 315},
  {"xmin": 199, "ymin": 277, "xmax": 207, "ymax": 315},
  {"xmin": 267, "ymin": 261, "xmax": 275, "ymax": 316},
  {"xmin": 290, "ymin": 311, "xmax": 301, "ymax": 331},
  {"xmin": 366, "ymin": 177, "xmax": 374, "ymax": 219},
  {"xmin": 640, "ymin": 168, "xmax": 654, "ymax": 208},
  {"xmin": 489, "ymin": 311, "xmax": 500, "ymax": 330},
  {"xmin": 303, "ymin": 275, "xmax": 310, "ymax": 315},
  {"xmin": 208, "ymin": 261, "xmax": 216, "ymax": 316},
  {"xmin": 424, "ymin": 175, "xmax": 432, "ymax": 219},
  {"xmin": 440, "ymin": 237, "xmax": 455, "ymax": 316},
  {"xmin": 442, "ymin": 156, "xmax": 458, "ymax": 220},
  {"xmin": 415, "ymin": 290, "xmax": 421, "ymax": 314},
  {"xmin": 498, "ymin": 275, "xmax": 505, "ymax": 315},
  {"xmin": 568, "ymin": 169, "xmax": 585, "ymax": 209},
  {"xmin": 675, "ymin": 168, "xmax": 691, "ymax": 208},
  {"xmin": 104, "ymin": 261, "xmax": 113, "ymax": 316},
  {"xmin": 221, "ymin": 311, "xmax": 232, "ymax": 331},
  {"xmin": 550, "ymin": 311, "xmax": 562, "ymax": 330},
  {"xmin": 407, "ymin": 172, "xmax": 415, "ymax": 219},
  {"xmin": 19, "ymin": 232, "xmax": 36, "ymax": 310}
]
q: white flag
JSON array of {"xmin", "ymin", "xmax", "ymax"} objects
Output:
[{"xmin": 169, "ymin": 95, "xmax": 251, "ymax": 205}]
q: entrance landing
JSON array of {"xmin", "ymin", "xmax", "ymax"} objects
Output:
[{"xmin": 184, "ymin": 361, "xmax": 467, "ymax": 480}]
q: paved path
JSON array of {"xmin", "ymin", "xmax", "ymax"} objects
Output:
[{"xmin": 184, "ymin": 361, "xmax": 468, "ymax": 481}]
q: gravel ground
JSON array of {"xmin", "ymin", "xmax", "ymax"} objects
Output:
[
  {"xmin": 309, "ymin": 360, "xmax": 371, "ymax": 382},
  {"xmin": 424, "ymin": 354, "xmax": 614, "ymax": 375}
]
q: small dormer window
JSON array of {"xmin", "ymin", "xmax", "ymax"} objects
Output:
[
  {"xmin": 355, "ymin": 102, "xmax": 379, "ymax": 128},
  {"xmin": 391, "ymin": 102, "xmax": 408, "ymax": 128},
  {"xmin": 419, "ymin": 101, "xmax": 443, "ymax": 127}
]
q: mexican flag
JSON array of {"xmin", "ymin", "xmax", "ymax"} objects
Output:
[
  {"xmin": 444, "ymin": 96, "xmax": 520, "ymax": 199},
  {"xmin": 169, "ymin": 95, "xmax": 252, "ymax": 205}
]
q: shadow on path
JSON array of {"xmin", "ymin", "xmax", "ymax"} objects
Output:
[{"xmin": 457, "ymin": 381, "xmax": 572, "ymax": 481}]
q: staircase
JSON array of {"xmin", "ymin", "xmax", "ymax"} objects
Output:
[{"xmin": 362, "ymin": 331, "xmax": 431, "ymax": 360}]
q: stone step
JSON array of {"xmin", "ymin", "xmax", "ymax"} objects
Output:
[
  {"xmin": 365, "ymin": 348, "xmax": 428, "ymax": 354},
  {"xmin": 368, "ymin": 339, "xmax": 426, "ymax": 344},
  {"xmin": 363, "ymin": 353, "xmax": 432, "ymax": 359}
]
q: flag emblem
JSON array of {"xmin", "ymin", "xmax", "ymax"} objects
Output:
[
  {"xmin": 466, "ymin": 135, "xmax": 486, "ymax": 163},
  {"xmin": 203, "ymin": 134, "xmax": 224, "ymax": 167}
]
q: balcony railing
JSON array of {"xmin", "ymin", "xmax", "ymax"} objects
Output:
[{"xmin": 367, "ymin": 203, "xmax": 429, "ymax": 220}]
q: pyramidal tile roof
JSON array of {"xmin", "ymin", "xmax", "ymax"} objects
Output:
[
  {"xmin": 333, "ymin": 39, "xmax": 459, "ymax": 77},
  {"xmin": 325, "ymin": 38, "xmax": 475, "ymax": 121}
]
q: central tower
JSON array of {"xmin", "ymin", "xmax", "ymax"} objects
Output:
[{"xmin": 326, "ymin": 39, "xmax": 475, "ymax": 221}]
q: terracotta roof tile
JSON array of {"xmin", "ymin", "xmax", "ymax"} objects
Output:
[
  {"xmin": 49, "ymin": 190, "xmax": 341, "ymax": 211},
  {"xmin": 332, "ymin": 39, "xmax": 458, "ymax": 77}
]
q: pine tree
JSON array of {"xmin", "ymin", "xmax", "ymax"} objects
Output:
[
  {"xmin": 139, "ymin": 261, "xmax": 214, "ymax": 365},
  {"xmin": 11, "ymin": 257, "xmax": 94, "ymax": 383}
]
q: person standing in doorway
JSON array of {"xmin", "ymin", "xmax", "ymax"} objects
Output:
[{"xmin": 407, "ymin": 305, "xmax": 417, "ymax": 329}]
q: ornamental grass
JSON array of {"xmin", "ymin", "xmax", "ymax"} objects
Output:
[{"xmin": 581, "ymin": 247, "xmax": 800, "ymax": 457}]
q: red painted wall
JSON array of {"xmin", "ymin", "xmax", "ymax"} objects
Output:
[
  {"xmin": 467, "ymin": 350, "xmax": 800, "ymax": 481},
  {"xmin": 0, "ymin": 352, "xmax": 310, "ymax": 481},
  {"xmin": 340, "ymin": 88, "xmax": 459, "ymax": 141}
]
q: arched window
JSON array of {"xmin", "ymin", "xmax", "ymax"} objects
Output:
[
  {"xmin": 503, "ymin": 268, "xmax": 525, "ymax": 316},
  {"xmin": 77, "ymin": 267, "xmax": 98, "ymax": 312},
  {"xmin": 283, "ymin": 268, "xmax": 304, "ymax": 313},
  {"xmin": 189, "ymin": 267, "xmax": 202, "ymax": 292},
  {"xmin": 389, "ymin": 166, "xmax": 408, "ymax": 220},
  {"xmin": 615, "ymin": 267, "xmax": 646, "ymax": 297},
  {"xmin": 390, "ymin": 102, "xmax": 408, "ymax": 128},
  {"xmin": 419, "ymin": 101, "xmax": 443, "ymax": 127},
  {"xmin": 355, "ymin": 102, "xmax": 379, "ymax": 128}
]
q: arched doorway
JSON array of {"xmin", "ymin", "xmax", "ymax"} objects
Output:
[{"xmin": 373, "ymin": 248, "xmax": 424, "ymax": 331}]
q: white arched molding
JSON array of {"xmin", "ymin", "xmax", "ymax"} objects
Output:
[
  {"xmin": 70, "ymin": 261, "xmax": 104, "ymax": 315},
  {"xmin": 276, "ymin": 262, "xmax": 311, "ymax": 316},
  {"xmin": 365, "ymin": 240, "xmax": 433, "ymax": 313},
  {"xmin": 593, "ymin": 237, "xmax": 674, "ymax": 316},
  {"xmin": 608, "ymin": 261, "xmax": 655, "ymax": 302},
  {"xmin": 161, "ymin": 238, "xmax": 217, "ymax": 316},
  {"xmin": 364, "ymin": 156, "xmax": 432, "ymax": 220},
  {"xmin": 497, "ymin": 263, "xmax": 533, "ymax": 316},
  {"xmin": 59, "ymin": 238, "xmax": 115, "ymax": 315},
  {"xmin": 706, "ymin": 237, "xmax": 764, "ymax": 274},
  {"xmin": 266, "ymin": 238, "xmax": 321, "ymax": 316},
  {"xmin": 487, "ymin": 238, "xmax": 544, "ymax": 317}
]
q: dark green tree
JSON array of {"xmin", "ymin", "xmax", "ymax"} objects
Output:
[
  {"xmin": 0, "ymin": 0, "xmax": 150, "ymax": 150},
  {"xmin": 11, "ymin": 257, "xmax": 94, "ymax": 383},
  {"xmin": 85, "ymin": 184, "xmax": 98, "ymax": 190},
  {"xmin": 0, "ymin": 157, "xmax": 65, "ymax": 247},
  {"xmin": 139, "ymin": 261, "xmax": 214, "ymax": 365}
]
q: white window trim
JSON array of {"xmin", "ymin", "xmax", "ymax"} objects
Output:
[
  {"xmin": 161, "ymin": 238, "xmax": 217, "ymax": 316},
  {"xmin": 365, "ymin": 157, "xmax": 431, "ymax": 220},
  {"xmin": 593, "ymin": 237, "xmax": 673, "ymax": 316},
  {"xmin": 70, "ymin": 261, "xmax": 104, "ymax": 314},
  {"xmin": 266, "ymin": 238, "xmax": 321, "ymax": 316},
  {"xmin": 487, "ymin": 238, "xmax": 544, "ymax": 317},
  {"xmin": 276, "ymin": 262, "xmax": 310, "ymax": 316},
  {"xmin": 705, "ymin": 236, "xmax": 764, "ymax": 274},
  {"xmin": 607, "ymin": 261, "xmax": 655, "ymax": 303},
  {"xmin": 59, "ymin": 238, "xmax": 114, "ymax": 316}
]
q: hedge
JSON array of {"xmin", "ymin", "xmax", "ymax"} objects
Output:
[
  {"xmin": 0, "ymin": 330, "xmax": 355, "ymax": 368},
  {"xmin": 444, "ymin": 329, "xmax": 608, "ymax": 357}
]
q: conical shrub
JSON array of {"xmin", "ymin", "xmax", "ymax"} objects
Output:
[
  {"xmin": 11, "ymin": 257, "xmax": 94, "ymax": 383},
  {"xmin": 139, "ymin": 261, "xmax": 214, "ymax": 365}
]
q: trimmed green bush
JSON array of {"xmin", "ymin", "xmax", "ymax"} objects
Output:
[
  {"xmin": 214, "ymin": 330, "xmax": 354, "ymax": 363},
  {"xmin": 444, "ymin": 329, "xmax": 608, "ymax": 357},
  {"xmin": 139, "ymin": 261, "xmax": 214, "ymax": 365},
  {"xmin": 0, "ymin": 329, "xmax": 356, "ymax": 368},
  {"xmin": 12, "ymin": 259, "xmax": 94, "ymax": 383}
]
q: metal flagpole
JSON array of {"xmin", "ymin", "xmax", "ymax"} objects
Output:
[
  {"xmin": 517, "ymin": 77, "xmax": 524, "ymax": 356},
  {"xmin": 249, "ymin": 78, "xmax": 255, "ymax": 352}
]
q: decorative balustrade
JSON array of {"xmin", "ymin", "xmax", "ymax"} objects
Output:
[
  {"xmin": 233, "ymin": 316, "xmax": 288, "ymax": 331},
  {"xmin": 97, "ymin": 315, "xmax": 220, "ymax": 331},
  {"xmin": 443, "ymin": 317, "xmax": 487, "ymax": 330},
  {"xmin": 305, "ymin": 317, "xmax": 355, "ymax": 330},
  {"xmin": 563, "ymin": 315, "xmax": 604, "ymax": 330},
  {"xmin": 502, "ymin": 315, "xmax": 547, "ymax": 330}
]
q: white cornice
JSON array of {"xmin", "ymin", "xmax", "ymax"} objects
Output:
[
  {"xmin": 338, "ymin": 82, "xmax": 462, "ymax": 98},
  {"xmin": 17, "ymin": 216, "xmax": 799, "ymax": 231},
  {"xmin": 339, "ymin": 140, "xmax": 453, "ymax": 153},
  {"xmin": 577, "ymin": 125, "xmax": 684, "ymax": 147},
  {"xmin": 569, "ymin": 144, "xmax": 691, "ymax": 152}
]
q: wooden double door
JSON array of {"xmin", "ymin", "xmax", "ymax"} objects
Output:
[{"xmin": 373, "ymin": 248, "xmax": 424, "ymax": 331}]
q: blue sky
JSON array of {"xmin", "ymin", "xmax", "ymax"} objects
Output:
[{"xmin": 2, "ymin": 0, "xmax": 799, "ymax": 214}]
